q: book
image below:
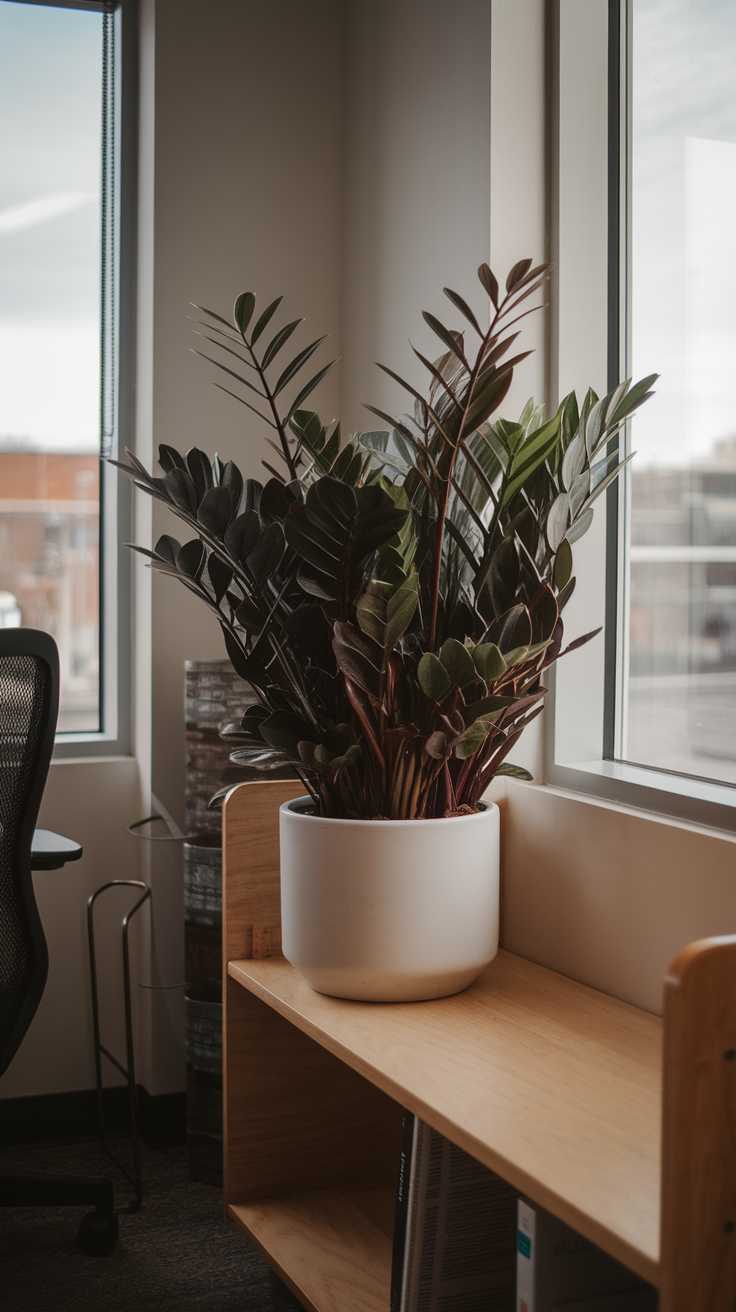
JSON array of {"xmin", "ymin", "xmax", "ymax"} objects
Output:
[
  {"xmin": 391, "ymin": 1113, "xmax": 517, "ymax": 1312},
  {"xmin": 516, "ymin": 1199, "xmax": 657, "ymax": 1312}
]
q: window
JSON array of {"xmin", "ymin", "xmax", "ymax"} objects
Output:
[
  {"xmin": 618, "ymin": 0, "xmax": 736, "ymax": 788},
  {"xmin": 0, "ymin": 0, "xmax": 130, "ymax": 746},
  {"xmin": 549, "ymin": 0, "xmax": 736, "ymax": 829}
]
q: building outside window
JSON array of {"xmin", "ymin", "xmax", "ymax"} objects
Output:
[
  {"xmin": 0, "ymin": 0, "xmax": 121, "ymax": 737},
  {"xmin": 621, "ymin": 0, "xmax": 736, "ymax": 788}
]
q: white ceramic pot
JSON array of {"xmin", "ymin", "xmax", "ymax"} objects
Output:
[{"xmin": 279, "ymin": 797, "xmax": 500, "ymax": 1002}]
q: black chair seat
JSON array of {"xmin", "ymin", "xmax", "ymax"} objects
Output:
[{"xmin": 31, "ymin": 829, "xmax": 83, "ymax": 870}]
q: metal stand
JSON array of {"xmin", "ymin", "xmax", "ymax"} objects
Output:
[{"xmin": 87, "ymin": 880, "xmax": 151, "ymax": 1213}]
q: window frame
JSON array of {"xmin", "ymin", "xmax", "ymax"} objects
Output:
[
  {"xmin": 545, "ymin": 0, "xmax": 736, "ymax": 834},
  {"xmin": 35, "ymin": 0, "xmax": 137, "ymax": 758}
]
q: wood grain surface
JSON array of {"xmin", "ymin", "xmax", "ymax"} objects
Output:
[
  {"xmin": 229, "ymin": 950, "xmax": 663, "ymax": 1284},
  {"xmin": 230, "ymin": 1187, "xmax": 392, "ymax": 1312},
  {"xmin": 224, "ymin": 976, "xmax": 402, "ymax": 1206},
  {"xmin": 222, "ymin": 778, "xmax": 303, "ymax": 965},
  {"xmin": 660, "ymin": 935, "xmax": 736, "ymax": 1312}
]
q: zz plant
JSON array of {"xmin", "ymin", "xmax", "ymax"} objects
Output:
[{"xmin": 115, "ymin": 260, "xmax": 655, "ymax": 819}]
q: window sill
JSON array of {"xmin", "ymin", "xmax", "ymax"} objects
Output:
[{"xmin": 547, "ymin": 756, "xmax": 736, "ymax": 836}]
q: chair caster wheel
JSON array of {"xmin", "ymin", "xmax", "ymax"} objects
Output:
[{"xmin": 77, "ymin": 1208, "xmax": 119, "ymax": 1255}]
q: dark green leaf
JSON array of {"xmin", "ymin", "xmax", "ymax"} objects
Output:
[
  {"xmin": 187, "ymin": 447, "xmax": 213, "ymax": 504},
  {"xmin": 177, "ymin": 539, "xmax": 206, "ymax": 581},
  {"xmin": 506, "ymin": 258, "xmax": 533, "ymax": 292},
  {"xmin": 465, "ymin": 364, "xmax": 514, "ymax": 434},
  {"xmin": 154, "ymin": 534, "xmax": 180, "ymax": 566},
  {"xmin": 220, "ymin": 626, "xmax": 249, "ymax": 680},
  {"xmin": 502, "ymin": 415, "xmax": 561, "ymax": 507},
  {"xmin": 455, "ymin": 716, "xmax": 495, "ymax": 759},
  {"xmin": 207, "ymin": 553, "xmax": 232, "ymax": 603},
  {"xmin": 443, "ymin": 287, "xmax": 482, "ymax": 335},
  {"xmin": 417, "ymin": 652, "xmax": 452, "ymax": 701},
  {"xmin": 477, "ymin": 263, "xmax": 499, "ymax": 308},
  {"xmin": 486, "ymin": 604, "xmax": 532, "ymax": 653},
  {"xmin": 425, "ymin": 731, "xmax": 450, "ymax": 759},
  {"xmin": 461, "ymin": 695, "xmax": 515, "ymax": 727},
  {"xmin": 233, "ymin": 292, "xmax": 256, "ymax": 336},
  {"xmin": 473, "ymin": 643, "xmax": 506, "ymax": 681},
  {"xmin": 259, "ymin": 710, "xmax": 315, "ymax": 754},
  {"xmin": 259, "ymin": 477, "xmax": 297, "ymax": 524},
  {"xmin": 220, "ymin": 460, "xmax": 244, "ymax": 513},
  {"xmin": 494, "ymin": 762, "xmax": 533, "ymax": 780},
  {"xmin": 224, "ymin": 506, "xmax": 261, "ymax": 564},
  {"xmin": 553, "ymin": 537, "xmax": 572, "ymax": 590},
  {"xmin": 247, "ymin": 521, "xmax": 285, "ymax": 584},
  {"xmin": 332, "ymin": 620, "xmax": 381, "ymax": 698},
  {"xmin": 261, "ymin": 319, "xmax": 302, "ymax": 370},
  {"xmin": 557, "ymin": 576, "xmax": 576, "ymax": 610},
  {"xmin": 164, "ymin": 468, "xmax": 198, "ymax": 515},
  {"xmin": 250, "ymin": 296, "xmax": 284, "ymax": 345},
  {"xmin": 197, "ymin": 486, "xmax": 233, "ymax": 537},
  {"xmin": 158, "ymin": 445, "xmax": 187, "ymax": 475},
  {"xmin": 421, "ymin": 312, "xmax": 468, "ymax": 366},
  {"xmin": 439, "ymin": 638, "xmax": 477, "ymax": 688},
  {"xmin": 273, "ymin": 335, "xmax": 328, "ymax": 398},
  {"xmin": 285, "ymin": 359, "xmax": 337, "ymax": 421}
]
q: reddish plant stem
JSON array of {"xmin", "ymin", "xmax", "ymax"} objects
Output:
[{"xmin": 426, "ymin": 298, "xmax": 509, "ymax": 651}]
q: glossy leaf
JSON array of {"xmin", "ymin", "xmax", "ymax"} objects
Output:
[
  {"xmin": 417, "ymin": 653, "xmax": 452, "ymax": 701},
  {"xmin": 250, "ymin": 296, "xmax": 284, "ymax": 345},
  {"xmin": 472, "ymin": 643, "xmax": 506, "ymax": 682},
  {"xmin": 439, "ymin": 638, "xmax": 477, "ymax": 688},
  {"xmin": 233, "ymin": 292, "xmax": 256, "ymax": 336}
]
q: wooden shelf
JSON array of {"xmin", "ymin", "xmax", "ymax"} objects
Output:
[
  {"xmin": 229, "ymin": 949, "xmax": 662, "ymax": 1286},
  {"xmin": 222, "ymin": 778, "xmax": 736, "ymax": 1312},
  {"xmin": 230, "ymin": 1186, "xmax": 393, "ymax": 1312}
]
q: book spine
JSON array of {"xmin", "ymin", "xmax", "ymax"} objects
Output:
[
  {"xmin": 391, "ymin": 1110, "xmax": 416, "ymax": 1312},
  {"xmin": 517, "ymin": 1197, "xmax": 536, "ymax": 1312}
]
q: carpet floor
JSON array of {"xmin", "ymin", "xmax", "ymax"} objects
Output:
[{"xmin": 0, "ymin": 1139, "xmax": 304, "ymax": 1311}]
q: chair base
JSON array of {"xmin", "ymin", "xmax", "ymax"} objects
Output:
[{"xmin": 0, "ymin": 1170, "xmax": 118, "ymax": 1255}]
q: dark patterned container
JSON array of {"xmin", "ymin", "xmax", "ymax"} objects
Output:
[
  {"xmin": 184, "ymin": 659, "xmax": 258, "ymax": 843},
  {"xmin": 185, "ymin": 996, "xmax": 222, "ymax": 1185},
  {"xmin": 184, "ymin": 842, "xmax": 221, "ymax": 1005},
  {"xmin": 183, "ymin": 660, "xmax": 293, "ymax": 1182}
]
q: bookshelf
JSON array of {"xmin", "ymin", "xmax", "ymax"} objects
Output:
[{"xmin": 223, "ymin": 779, "xmax": 736, "ymax": 1312}]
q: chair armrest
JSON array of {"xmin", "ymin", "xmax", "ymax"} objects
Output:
[{"xmin": 31, "ymin": 829, "xmax": 83, "ymax": 870}]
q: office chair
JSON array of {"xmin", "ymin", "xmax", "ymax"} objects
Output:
[{"xmin": 0, "ymin": 629, "xmax": 118, "ymax": 1255}]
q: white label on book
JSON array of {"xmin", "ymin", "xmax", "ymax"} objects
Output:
[{"xmin": 517, "ymin": 1198, "xmax": 536, "ymax": 1312}]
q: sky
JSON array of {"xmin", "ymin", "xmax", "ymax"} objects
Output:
[
  {"xmin": 631, "ymin": 0, "xmax": 736, "ymax": 468},
  {"xmin": 0, "ymin": 0, "xmax": 102, "ymax": 452}
]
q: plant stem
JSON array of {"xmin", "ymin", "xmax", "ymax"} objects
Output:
[
  {"xmin": 426, "ymin": 299, "xmax": 509, "ymax": 651},
  {"xmin": 241, "ymin": 334, "xmax": 299, "ymax": 481}
]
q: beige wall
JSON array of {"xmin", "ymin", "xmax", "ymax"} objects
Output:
[
  {"xmin": 147, "ymin": 0, "xmax": 345, "ymax": 835},
  {"xmin": 340, "ymin": 0, "xmax": 492, "ymax": 434}
]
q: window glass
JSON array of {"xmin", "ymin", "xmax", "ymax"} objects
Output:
[
  {"xmin": 0, "ymin": 1, "xmax": 102, "ymax": 732},
  {"xmin": 624, "ymin": 0, "xmax": 736, "ymax": 784}
]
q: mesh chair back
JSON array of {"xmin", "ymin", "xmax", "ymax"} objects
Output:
[{"xmin": 0, "ymin": 630, "xmax": 59, "ymax": 1076}]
